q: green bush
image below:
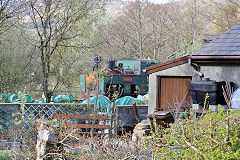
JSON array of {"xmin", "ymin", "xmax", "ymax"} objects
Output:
[
  {"xmin": 148, "ymin": 108, "xmax": 240, "ymax": 160},
  {"xmin": 0, "ymin": 152, "xmax": 12, "ymax": 160}
]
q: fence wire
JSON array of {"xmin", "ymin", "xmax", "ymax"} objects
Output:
[{"xmin": 0, "ymin": 103, "xmax": 91, "ymax": 131}]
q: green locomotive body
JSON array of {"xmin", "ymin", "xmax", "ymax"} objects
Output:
[{"xmin": 80, "ymin": 58, "xmax": 159, "ymax": 97}]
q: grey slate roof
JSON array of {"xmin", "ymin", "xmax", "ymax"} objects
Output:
[{"xmin": 192, "ymin": 23, "xmax": 240, "ymax": 56}]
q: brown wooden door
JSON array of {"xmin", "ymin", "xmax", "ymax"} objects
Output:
[{"xmin": 158, "ymin": 77, "xmax": 191, "ymax": 111}]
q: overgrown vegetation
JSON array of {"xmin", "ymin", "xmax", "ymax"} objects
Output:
[
  {"xmin": 1, "ymin": 106, "xmax": 239, "ymax": 159},
  {"xmin": 147, "ymin": 108, "xmax": 240, "ymax": 159}
]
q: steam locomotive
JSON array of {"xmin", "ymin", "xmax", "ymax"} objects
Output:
[{"xmin": 80, "ymin": 58, "xmax": 159, "ymax": 98}]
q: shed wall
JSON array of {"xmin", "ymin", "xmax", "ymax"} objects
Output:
[
  {"xmin": 148, "ymin": 62, "xmax": 240, "ymax": 115},
  {"xmin": 200, "ymin": 64, "xmax": 240, "ymax": 90},
  {"xmin": 148, "ymin": 63, "xmax": 195, "ymax": 114}
]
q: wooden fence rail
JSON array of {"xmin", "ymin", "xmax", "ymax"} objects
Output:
[{"xmin": 52, "ymin": 114, "xmax": 111, "ymax": 135}]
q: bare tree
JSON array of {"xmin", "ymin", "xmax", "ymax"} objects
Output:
[
  {"xmin": 25, "ymin": 0, "xmax": 104, "ymax": 102},
  {"xmin": 204, "ymin": 0, "xmax": 240, "ymax": 34},
  {"xmin": 98, "ymin": 0, "xmax": 207, "ymax": 61},
  {"xmin": 98, "ymin": 0, "xmax": 154, "ymax": 59},
  {"xmin": 0, "ymin": 0, "xmax": 26, "ymax": 35},
  {"xmin": 0, "ymin": 0, "xmax": 33, "ymax": 92}
]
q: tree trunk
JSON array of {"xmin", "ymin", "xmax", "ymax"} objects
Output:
[{"xmin": 36, "ymin": 123, "xmax": 50, "ymax": 160}]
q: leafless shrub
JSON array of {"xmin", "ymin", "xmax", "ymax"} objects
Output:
[
  {"xmin": 4, "ymin": 122, "xmax": 37, "ymax": 159},
  {"xmin": 35, "ymin": 118, "xmax": 152, "ymax": 160}
]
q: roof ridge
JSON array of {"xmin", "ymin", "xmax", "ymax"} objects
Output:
[{"xmin": 192, "ymin": 23, "xmax": 240, "ymax": 56}]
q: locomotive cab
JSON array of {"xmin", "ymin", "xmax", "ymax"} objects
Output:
[
  {"xmin": 105, "ymin": 59, "xmax": 159, "ymax": 98},
  {"xmin": 80, "ymin": 58, "xmax": 159, "ymax": 99}
]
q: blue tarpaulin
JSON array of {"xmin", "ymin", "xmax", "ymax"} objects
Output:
[
  {"xmin": 115, "ymin": 94, "xmax": 148, "ymax": 105},
  {"xmin": 115, "ymin": 96, "xmax": 140, "ymax": 105},
  {"xmin": 81, "ymin": 95, "xmax": 112, "ymax": 116},
  {"xmin": 41, "ymin": 94, "xmax": 74, "ymax": 103}
]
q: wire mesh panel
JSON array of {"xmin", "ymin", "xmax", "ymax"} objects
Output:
[
  {"xmin": 22, "ymin": 104, "xmax": 90, "ymax": 128},
  {"xmin": 0, "ymin": 105, "xmax": 17, "ymax": 129},
  {"xmin": 0, "ymin": 103, "xmax": 93, "ymax": 130}
]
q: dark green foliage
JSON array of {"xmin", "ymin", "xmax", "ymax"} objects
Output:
[{"xmin": 148, "ymin": 108, "xmax": 240, "ymax": 159}]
